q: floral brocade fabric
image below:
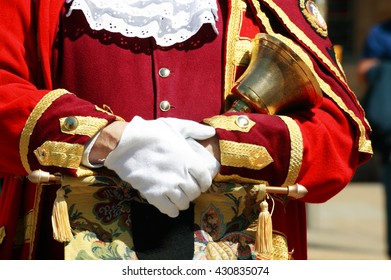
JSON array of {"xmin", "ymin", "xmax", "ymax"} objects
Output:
[{"xmin": 62, "ymin": 174, "xmax": 289, "ymax": 260}]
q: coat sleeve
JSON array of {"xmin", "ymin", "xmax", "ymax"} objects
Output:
[
  {"xmin": 204, "ymin": 96, "xmax": 361, "ymax": 203},
  {"xmin": 204, "ymin": 0, "xmax": 373, "ymax": 203},
  {"xmin": 0, "ymin": 1, "xmax": 119, "ymax": 177}
]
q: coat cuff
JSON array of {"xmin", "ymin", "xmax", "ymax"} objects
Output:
[
  {"xmin": 204, "ymin": 113, "xmax": 303, "ymax": 187},
  {"xmin": 20, "ymin": 89, "xmax": 122, "ymax": 176}
]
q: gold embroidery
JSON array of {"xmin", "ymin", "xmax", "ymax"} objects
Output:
[
  {"xmin": 20, "ymin": 89, "xmax": 70, "ymax": 173},
  {"xmin": 220, "ymin": 140, "xmax": 273, "ymax": 170},
  {"xmin": 224, "ymin": 0, "xmax": 248, "ymax": 100},
  {"xmin": 250, "ymin": 0, "xmax": 274, "ymax": 34},
  {"xmin": 235, "ymin": 39, "xmax": 253, "ymax": 67},
  {"xmin": 34, "ymin": 141, "xmax": 84, "ymax": 169},
  {"xmin": 278, "ymin": 116, "xmax": 303, "ymax": 187},
  {"xmin": 204, "ymin": 115, "xmax": 256, "ymax": 132},
  {"xmin": 60, "ymin": 116, "xmax": 108, "ymax": 137}
]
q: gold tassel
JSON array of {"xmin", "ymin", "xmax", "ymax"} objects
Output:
[
  {"xmin": 255, "ymin": 199, "xmax": 273, "ymax": 256},
  {"xmin": 52, "ymin": 187, "xmax": 73, "ymax": 242}
]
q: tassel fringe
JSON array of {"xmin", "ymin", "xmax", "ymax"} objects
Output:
[
  {"xmin": 255, "ymin": 198, "xmax": 273, "ymax": 256},
  {"xmin": 52, "ymin": 187, "xmax": 73, "ymax": 242}
]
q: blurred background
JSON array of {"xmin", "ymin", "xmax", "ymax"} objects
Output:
[
  {"xmin": 315, "ymin": 0, "xmax": 390, "ymax": 100},
  {"xmin": 306, "ymin": 0, "xmax": 391, "ymax": 260}
]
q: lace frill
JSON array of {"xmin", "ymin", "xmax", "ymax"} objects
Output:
[{"xmin": 66, "ymin": 0, "xmax": 218, "ymax": 47}]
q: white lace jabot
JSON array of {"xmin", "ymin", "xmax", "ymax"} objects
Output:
[{"xmin": 66, "ymin": 0, "xmax": 218, "ymax": 47}]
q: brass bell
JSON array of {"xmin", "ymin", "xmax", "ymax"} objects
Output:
[{"xmin": 226, "ymin": 33, "xmax": 322, "ymax": 115}]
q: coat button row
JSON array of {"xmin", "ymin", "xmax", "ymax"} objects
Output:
[
  {"xmin": 158, "ymin": 67, "xmax": 171, "ymax": 111},
  {"xmin": 159, "ymin": 100, "xmax": 171, "ymax": 112}
]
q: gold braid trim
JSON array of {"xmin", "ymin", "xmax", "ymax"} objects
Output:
[
  {"xmin": 321, "ymin": 80, "xmax": 373, "ymax": 154},
  {"xmin": 34, "ymin": 141, "xmax": 84, "ymax": 169},
  {"xmin": 224, "ymin": 0, "xmax": 248, "ymax": 99},
  {"xmin": 20, "ymin": 89, "xmax": 70, "ymax": 173},
  {"xmin": 248, "ymin": 2, "xmax": 372, "ymax": 154},
  {"xmin": 219, "ymin": 140, "xmax": 274, "ymax": 170},
  {"xmin": 278, "ymin": 116, "xmax": 303, "ymax": 187},
  {"xmin": 250, "ymin": 0, "xmax": 274, "ymax": 34},
  {"xmin": 234, "ymin": 39, "xmax": 253, "ymax": 67},
  {"xmin": 204, "ymin": 115, "xmax": 256, "ymax": 132},
  {"xmin": 60, "ymin": 116, "xmax": 108, "ymax": 137}
]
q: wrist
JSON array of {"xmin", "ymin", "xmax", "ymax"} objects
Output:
[
  {"xmin": 89, "ymin": 121, "xmax": 128, "ymax": 165},
  {"xmin": 198, "ymin": 135, "xmax": 221, "ymax": 163}
]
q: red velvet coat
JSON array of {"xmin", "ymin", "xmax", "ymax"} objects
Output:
[{"xmin": 0, "ymin": 0, "xmax": 372, "ymax": 259}]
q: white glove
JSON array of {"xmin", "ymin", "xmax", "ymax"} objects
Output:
[
  {"xmin": 104, "ymin": 116, "xmax": 219, "ymax": 217},
  {"xmin": 161, "ymin": 117, "xmax": 220, "ymax": 180}
]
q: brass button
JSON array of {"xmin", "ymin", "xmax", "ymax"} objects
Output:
[
  {"xmin": 63, "ymin": 116, "xmax": 79, "ymax": 131},
  {"xmin": 159, "ymin": 100, "xmax": 171, "ymax": 112},
  {"xmin": 158, "ymin": 68, "xmax": 171, "ymax": 78},
  {"xmin": 235, "ymin": 115, "xmax": 250, "ymax": 128}
]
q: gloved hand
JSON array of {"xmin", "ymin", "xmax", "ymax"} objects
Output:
[
  {"xmin": 161, "ymin": 117, "xmax": 220, "ymax": 180},
  {"xmin": 104, "ymin": 116, "xmax": 219, "ymax": 217}
]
